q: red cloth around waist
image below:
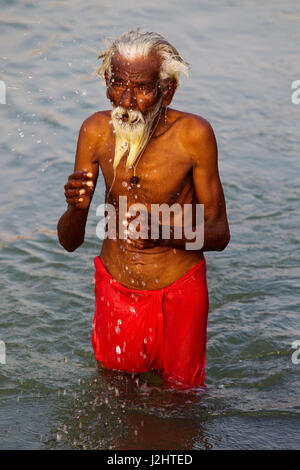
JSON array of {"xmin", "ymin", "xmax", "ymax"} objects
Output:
[{"xmin": 92, "ymin": 256, "xmax": 209, "ymax": 388}]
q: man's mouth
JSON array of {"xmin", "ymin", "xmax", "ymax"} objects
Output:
[
  {"xmin": 121, "ymin": 114, "xmax": 140, "ymax": 125},
  {"xmin": 112, "ymin": 106, "xmax": 145, "ymax": 126}
]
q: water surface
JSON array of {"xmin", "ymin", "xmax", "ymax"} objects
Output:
[{"xmin": 0, "ymin": 0, "xmax": 299, "ymax": 450}]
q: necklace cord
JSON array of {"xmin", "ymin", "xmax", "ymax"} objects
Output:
[
  {"xmin": 107, "ymin": 107, "xmax": 163, "ymax": 197},
  {"xmin": 132, "ymin": 109, "xmax": 162, "ymax": 177}
]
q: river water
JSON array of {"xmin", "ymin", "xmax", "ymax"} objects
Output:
[{"xmin": 0, "ymin": 0, "xmax": 299, "ymax": 450}]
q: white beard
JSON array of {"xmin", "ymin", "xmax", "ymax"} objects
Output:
[{"xmin": 111, "ymin": 99, "xmax": 162, "ymax": 171}]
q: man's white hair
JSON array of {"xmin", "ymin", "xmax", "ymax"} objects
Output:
[{"xmin": 96, "ymin": 29, "xmax": 190, "ymax": 90}]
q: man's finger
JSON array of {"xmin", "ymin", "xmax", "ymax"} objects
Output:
[
  {"xmin": 66, "ymin": 196, "xmax": 84, "ymax": 205},
  {"xmin": 65, "ymin": 188, "xmax": 87, "ymax": 198},
  {"xmin": 66, "ymin": 179, "xmax": 94, "ymax": 190},
  {"xmin": 69, "ymin": 171, "xmax": 93, "ymax": 180}
]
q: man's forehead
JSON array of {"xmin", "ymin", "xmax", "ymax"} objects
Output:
[{"xmin": 110, "ymin": 51, "xmax": 161, "ymax": 82}]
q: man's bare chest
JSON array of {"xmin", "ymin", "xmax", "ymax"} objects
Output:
[{"xmin": 98, "ymin": 138, "xmax": 193, "ymax": 207}]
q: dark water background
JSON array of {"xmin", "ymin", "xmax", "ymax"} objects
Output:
[{"xmin": 0, "ymin": 0, "xmax": 299, "ymax": 449}]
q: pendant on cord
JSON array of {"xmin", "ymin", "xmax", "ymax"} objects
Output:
[{"xmin": 130, "ymin": 176, "xmax": 139, "ymax": 185}]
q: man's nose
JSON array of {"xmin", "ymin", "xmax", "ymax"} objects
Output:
[{"xmin": 120, "ymin": 87, "xmax": 136, "ymax": 109}]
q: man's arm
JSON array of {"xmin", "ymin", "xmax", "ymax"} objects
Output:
[
  {"xmin": 158, "ymin": 117, "xmax": 230, "ymax": 252},
  {"xmin": 191, "ymin": 118, "xmax": 230, "ymax": 251},
  {"xmin": 57, "ymin": 114, "xmax": 101, "ymax": 252}
]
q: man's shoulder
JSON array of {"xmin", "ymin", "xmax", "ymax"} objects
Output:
[
  {"xmin": 169, "ymin": 108, "xmax": 213, "ymax": 136},
  {"xmin": 169, "ymin": 108, "xmax": 217, "ymax": 164},
  {"xmin": 81, "ymin": 110, "xmax": 111, "ymax": 128},
  {"xmin": 79, "ymin": 110, "xmax": 111, "ymax": 140}
]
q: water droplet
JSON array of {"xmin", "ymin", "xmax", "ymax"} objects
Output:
[{"xmin": 116, "ymin": 345, "xmax": 121, "ymax": 355}]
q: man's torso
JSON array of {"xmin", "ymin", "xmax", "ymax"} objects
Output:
[{"xmin": 93, "ymin": 108, "xmax": 205, "ymax": 290}]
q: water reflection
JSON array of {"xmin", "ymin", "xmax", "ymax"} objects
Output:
[{"xmin": 46, "ymin": 368, "xmax": 218, "ymax": 450}]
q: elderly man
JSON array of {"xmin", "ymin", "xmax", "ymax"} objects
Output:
[{"xmin": 57, "ymin": 30, "xmax": 230, "ymax": 388}]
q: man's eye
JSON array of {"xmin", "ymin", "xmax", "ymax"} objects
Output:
[
  {"xmin": 112, "ymin": 82, "xmax": 124, "ymax": 89},
  {"xmin": 137, "ymin": 86, "xmax": 151, "ymax": 92}
]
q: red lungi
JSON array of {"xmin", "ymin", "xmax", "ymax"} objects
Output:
[{"xmin": 92, "ymin": 256, "xmax": 209, "ymax": 388}]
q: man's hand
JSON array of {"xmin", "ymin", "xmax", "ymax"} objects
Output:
[{"xmin": 64, "ymin": 171, "xmax": 94, "ymax": 209}]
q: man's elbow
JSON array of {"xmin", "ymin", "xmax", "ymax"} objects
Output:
[
  {"xmin": 60, "ymin": 242, "xmax": 79, "ymax": 253},
  {"xmin": 58, "ymin": 239, "xmax": 84, "ymax": 252},
  {"xmin": 217, "ymin": 228, "xmax": 230, "ymax": 251},
  {"xmin": 57, "ymin": 227, "xmax": 84, "ymax": 252}
]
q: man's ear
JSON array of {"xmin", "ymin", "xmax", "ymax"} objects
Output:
[{"xmin": 162, "ymin": 79, "xmax": 177, "ymax": 106}]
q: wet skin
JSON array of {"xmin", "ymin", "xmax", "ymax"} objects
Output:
[{"xmin": 57, "ymin": 52, "xmax": 230, "ymax": 291}]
